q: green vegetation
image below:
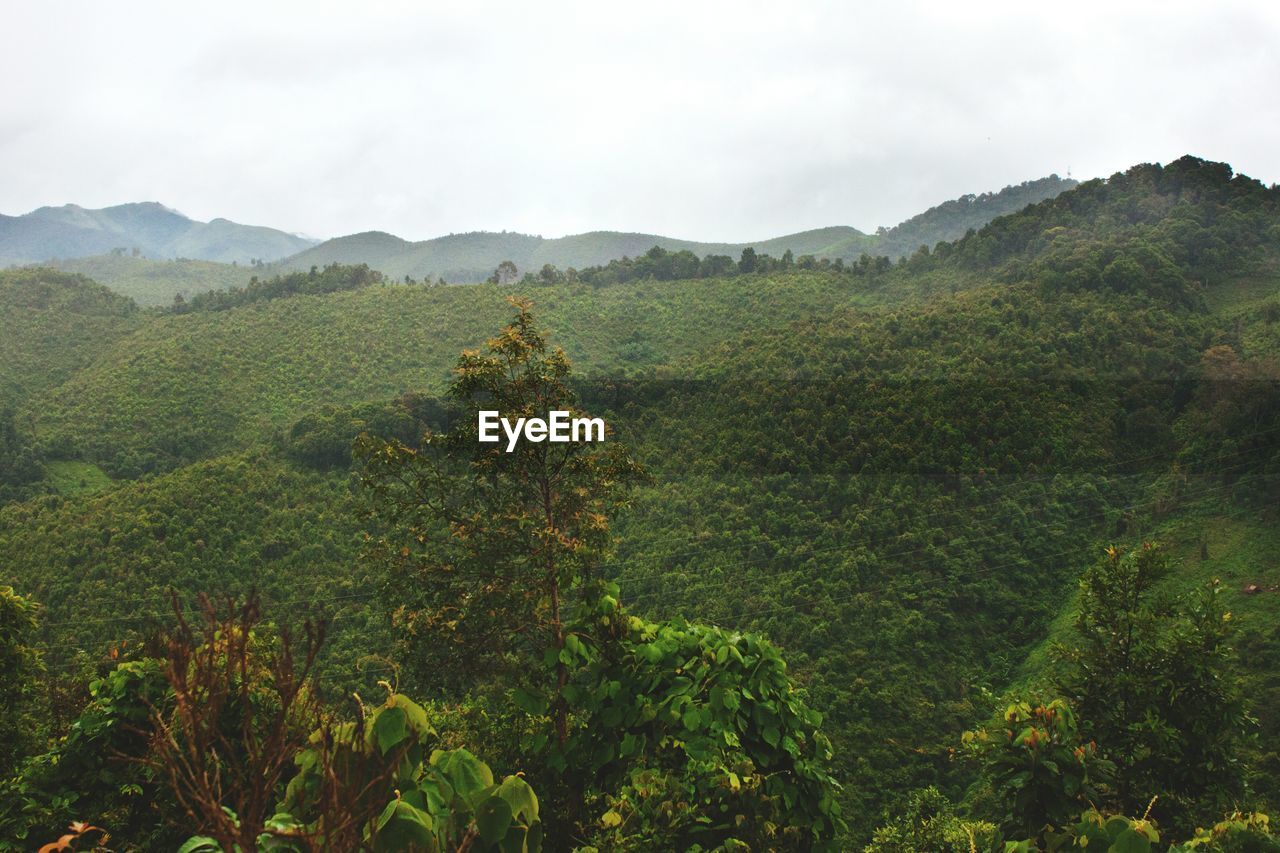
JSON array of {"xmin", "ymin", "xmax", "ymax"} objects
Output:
[
  {"xmin": 278, "ymin": 226, "xmax": 875, "ymax": 284},
  {"xmin": 0, "ymin": 155, "xmax": 1277, "ymax": 848},
  {"xmin": 277, "ymin": 175, "xmax": 1073, "ymax": 283},
  {"xmin": 174, "ymin": 262, "xmax": 386, "ymax": 313},
  {"xmin": 866, "ymin": 174, "xmax": 1078, "ymax": 260},
  {"xmin": 43, "ymin": 461, "xmax": 112, "ymax": 496},
  {"xmin": 0, "ymin": 268, "xmax": 139, "ymax": 410},
  {"xmin": 1055, "ymin": 547, "xmax": 1246, "ymax": 830},
  {"xmin": 46, "ymin": 254, "xmax": 256, "ymax": 307},
  {"xmin": 24, "ymin": 268, "xmax": 877, "ymax": 476}
]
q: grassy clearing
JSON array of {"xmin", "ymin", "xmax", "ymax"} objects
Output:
[{"xmin": 44, "ymin": 460, "xmax": 113, "ymax": 496}]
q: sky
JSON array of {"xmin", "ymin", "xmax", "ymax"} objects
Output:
[{"xmin": 4, "ymin": 1, "xmax": 1279, "ymax": 242}]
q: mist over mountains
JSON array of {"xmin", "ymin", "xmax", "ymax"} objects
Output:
[
  {"xmin": 3, "ymin": 175, "xmax": 1076, "ymax": 290},
  {"xmin": 0, "ymin": 202, "xmax": 317, "ymax": 266}
]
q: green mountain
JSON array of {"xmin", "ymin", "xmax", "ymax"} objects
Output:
[
  {"xmin": 0, "ymin": 202, "xmax": 315, "ymax": 266},
  {"xmin": 2, "ymin": 177, "xmax": 1075, "ymax": 306},
  {"xmin": 0, "ymin": 268, "xmax": 140, "ymax": 411},
  {"xmin": 278, "ymin": 175, "xmax": 1076, "ymax": 282},
  {"xmin": 0, "ymin": 156, "xmax": 1276, "ymax": 846},
  {"xmin": 865, "ymin": 174, "xmax": 1078, "ymax": 259},
  {"xmin": 278, "ymin": 225, "xmax": 874, "ymax": 283}
]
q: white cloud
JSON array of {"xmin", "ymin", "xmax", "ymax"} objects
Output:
[{"xmin": 3, "ymin": 0, "xmax": 1278, "ymax": 241}]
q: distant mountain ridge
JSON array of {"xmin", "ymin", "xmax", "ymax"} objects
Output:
[
  {"xmin": 2, "ymin": 174, "xmax": 1077, "ymax": 290},
  {"xmin": 0, "ymin": 202, "xmax": 316, "ymax": 266},
  {"xmin": 277, "ymin": 175, "xmax": 1077, "ymax": 282},
  {"xmin": 277, "ymin": 225, "xmax": 874, "ymax": 282}
]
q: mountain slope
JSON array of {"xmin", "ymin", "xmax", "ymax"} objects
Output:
[
  {"xmin": 25, "ymin": 270, "xmax": 878, "ymax": 475},
  {"xmin": 3, "ymin": 174, "xmax": 1076, "ymax": 283},
  {"xmin": 0, "ymin": 268, "xmax": 141, "ymax": 411},
  {"xmin": 277, "ymin": 226, "xmax": 874, "ymax": 283},
  {"xmin": 46, "ymin": 254, "xmax": 257, "ymax": 307},
  {"xmin": 276, "ymin": 175, "xmax": 1077, "ymax": 282},
  {"xmin": 0, "ymin": 202, "xmax": 316, "ymax": 265},
  {"xmin": 865, "ymin": 174, "xmax": 1078, "ymax": 259},
  {"xmin": 2, "ymin": 155, "xmax": 1276, "ymax": 841}
]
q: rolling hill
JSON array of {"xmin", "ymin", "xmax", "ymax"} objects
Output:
[
  {"xmin": 276, "ymin": 226, "xmax": 874, "ymax": 283},
  {"xmin": 276, "ymin": 175, "xmax": 1077, "ymax": 282},
  {"xmin": 44, "ymin": 254, "xmax": 258, "ymax": 307},
  {"xmin": 2, "ymin": 176, "xmax": 1077, "ymax": 303},
  {"xmin": 0, "ymin": 156, "xmax": 1275, "ymax": 845}
]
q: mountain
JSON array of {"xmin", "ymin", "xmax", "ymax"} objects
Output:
[
  {"xmin": 277, "ymin": 225, "xmax": 874, "ymax": 283},
  {"xmin": 278, "ymin": 176, "xmax": 1076, "ymax": 282},
  {"xmin": 0, "ymin": 176, "xmax": 1076, "ymax": 290},
  {"xmin": 2, "ymin": 156, "xmax": 1277, "ymax": 845},
  {"xmin": 0, "ymin": 202, "xmax": 316, "ymax": 266},
  {"xmin": 863, "ymin": 173, "xmax": 1078, "ymax": 259}
]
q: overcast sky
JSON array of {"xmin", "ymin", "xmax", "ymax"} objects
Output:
[{"xmin": 4, "ymin": 1, "xmax": 1278, "ymax": 242}]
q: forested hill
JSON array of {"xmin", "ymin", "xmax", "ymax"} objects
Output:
[
  {"xmin": 274, "ymin": 173, "xmax": 1076, "ymax": 283},
  {"xmin": 865, "ymin": 174, "xmax": 1077, "ymax": 260},
  {"xmin": 5, "ymin": 174, "xmax": 1075, "ymax": 305},
  {"xmin": 0, "ymin": 155, "xmax": 1278, "ymax": 848},
  {"xmin": 275, "ymin": 225, "xmax": 873, "ymax": 283}
]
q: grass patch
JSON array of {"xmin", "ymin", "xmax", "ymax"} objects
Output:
[{"xmin": 45, "ymin": 460, "xmax": 113, "ymax": 496}]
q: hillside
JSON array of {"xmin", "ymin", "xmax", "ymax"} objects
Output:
[
  {"xmin": 277, "ymin": 226, "xmax": 875, "ymax": 283},
  {"xmin": 865, "ymin": 174, "xmax": 1078, "ymax": 259},
  {"xmin": 2, "ymin": 177, "xmax": 1075, "ymax": 296},
  {"xmin": 24, "ymin": 270, "xmax": 881, "ymax": 475},
  {"xmin": 45, "ymin": 254, "xmax": 257, "ymax": 306},
  {"xmin": 0, "ymin": 268, "xmax": 140, "ymax": 411},
  {"xmin": 1, "ymin": 156, "xmax": 1277, "ymax": 846},
  {"xmin": 276, "ymin": 175, "xmax": 1075, "ymax": 282},
  {"xmin": 0, "ymin": 202, "xmax": 315, "ymax": 266}
]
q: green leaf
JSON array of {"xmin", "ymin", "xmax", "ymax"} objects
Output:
[
  {"xmin": 496, "ymin": 775, "xmax": 540, "ymax": 824},
  {"xmin": 512, "ymin": 687, "xmax": 548, "ymax": 716},
  {"xmin": 432, "ymin": 748, "xmax": 496, "ymax": 800},
  {"xmin": 373, "ymin": 705, "xmax": 409, "ymax": 755},
  {"xmin": 499, "ymin": 826, "xmax": 530, "ymax": 853},
  {"xmin": 1110, "ymin": 828, "xmax": 1153, "ymax": 853},
  {"xmin": 476, "ymin": 795, "xmax": 514, "ymax": 845},
  {"xmin": 390, "ymin": 694, "xmax": 435, "ymax": 738},
  {"xmin": 374, "ymin": 800, "xmax": 435, "ymax": 852},
  {"xmin": 419, "ymin": 767, "xmax": 455, "ymax": 815},
  {"xmin": 177, "ymin": 838, "xmax": 221, "ymax": 853},
  {"xmin": 682, "ymin": 707, "xmax": 703, "ymax": 731}
]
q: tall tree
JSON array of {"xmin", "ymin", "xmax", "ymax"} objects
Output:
[
  {"xmin": 1053, "ymin": 544, "xmax": 1247, "ymax": 829},
  {"xmin": 487, "ymin": 260, "xmax": 520, "ymax": 285},
  {"xmin": 357, "ymin": 298, "xmax": 645, "ymax": 743}
]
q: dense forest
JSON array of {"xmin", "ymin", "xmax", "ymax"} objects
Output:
[{"xmin": 1, "ymin": 155, "xmax": 1279, "ymax": 850}]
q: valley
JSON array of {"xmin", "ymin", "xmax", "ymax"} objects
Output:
[{"xmin": 1, "ymin": 156, "xmax": 1277, "ymax": 847}]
